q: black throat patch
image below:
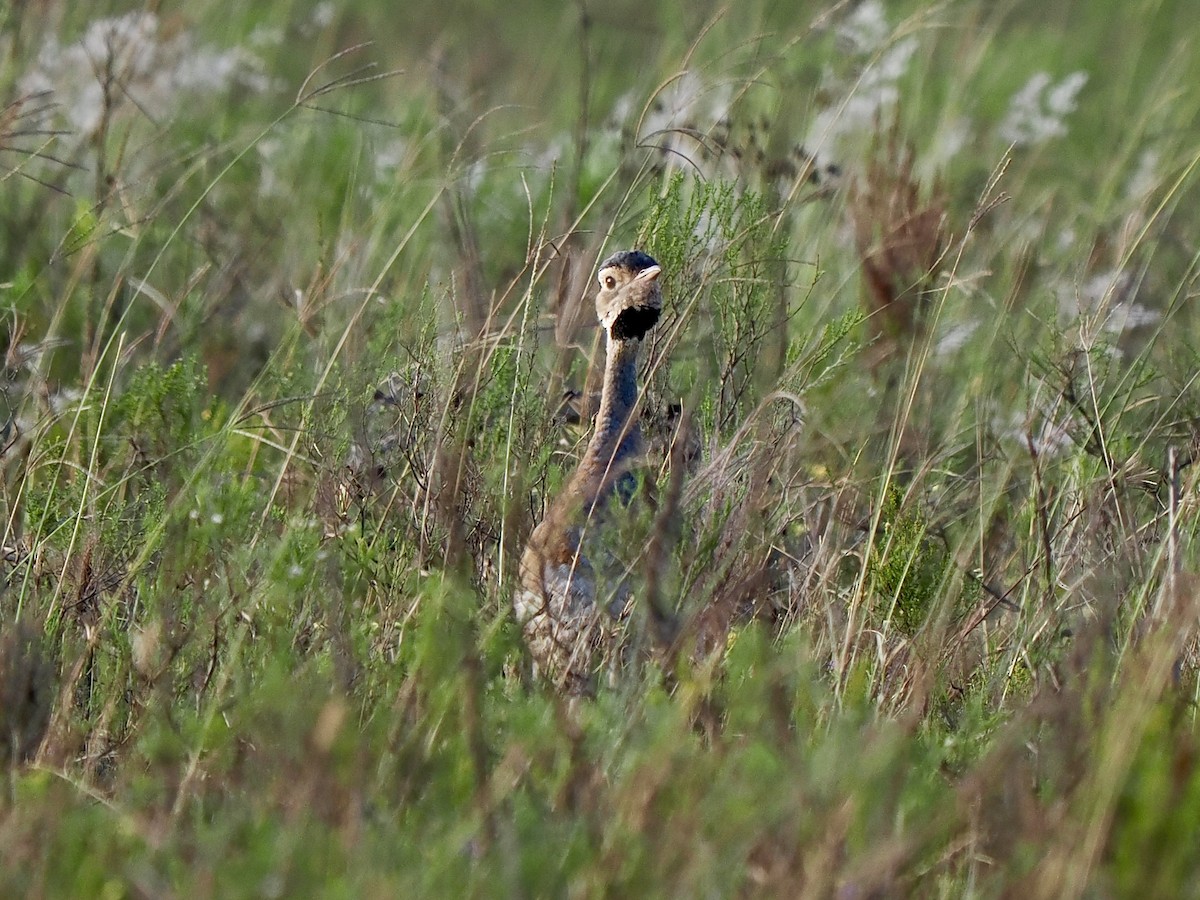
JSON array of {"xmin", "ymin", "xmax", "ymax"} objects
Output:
[{"xmin": 611, "ymin": 304, "xmax": 661, "ymax": 341}]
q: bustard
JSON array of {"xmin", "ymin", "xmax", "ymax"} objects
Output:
[{"xmin": 516, "ymin": 250, "xmax": 664, "ymax": 694}]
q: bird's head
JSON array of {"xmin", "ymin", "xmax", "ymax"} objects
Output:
[{"xmin": 594, "ymin": 250, "xmax": 662, "ymax": 341}]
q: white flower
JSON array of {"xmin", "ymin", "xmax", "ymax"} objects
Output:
[
  {"xmin": 373, "ymin": 137, "xmax": 412, "ymax": 178},
  {"xmin": 998, "ymin": 71, "xmax": 1088, "ymax": 146},
  {"xmin": 312, "ymin": 2, "xmax": 336, "ymax": 28},
  {"xmin": 805, "ymin": 38, "xmax": 918, "ymax": 151},
  {"xmin": 463, "ymin": 159, "xmax": 488, "ymax": 193},
  {"xmin": 18, "ymin": 12, "xmax": 269, "ymax": 143},
  {"xmin": 1056, "ymin": 267, "xmax": 1159, "ymax": 344},
  {"xmin": 997, "ymin": 401, "xmax": 1074, "ymax": 459},
  {"xmin": 525, "ymin": 132, "xmax": 569, "ymax": 175},
  {"xmin": 1021, "ymin": 416, "xmax": 1074, "ymax": 458},
  {"xmin": 1125, "ymin": 148, "xmax": 1160, "ymax": 201},
  {"xmin": 1058, "ymin": 268, "xmax": 1131, "ymax": 319},
  {"xmin": 1102, "ymin": 301, "xmax": 1159, "ymax": 334},
  {"xmin": 636, "ymin": 71, "xmax": 731, "ymax": 176},
  {"xmin": 1047, "ymin": 73, "xmax": 1088, "ymax": 117},
  {"xmin": 1055, "ymin": 227, "xmax": 1077, "ymax": 253},
  {"xmin": 935, "ymin": 321, "xmax": 980, "ymax": 357},
  {"xmin": 256, "ymin": 136, "xmax": 284, "ymax": 197},
  {"xmin": 837, "ymin": 1, "xmax": 890, "ymax": 54},
  {"xmin": 173, "ymin": 45, "xmax": 270, "ymax": 95},
  {"xmin": 929, "ymin": 117, "xmax": 971, "ymax": 165},
  {"xmin": 610, "ymin": 92, "xmax": 635, "ymax": 126},
  {"xmin": 645, "ymin": 71, "xmax": 729, "ymax": 132},
  {"xmin": 48, "ymin": 387, "xmax": 84, "ymax": 416},
  {"xmin": 249, "ymin": 25, "xmax": 285, "ymax": 48}
]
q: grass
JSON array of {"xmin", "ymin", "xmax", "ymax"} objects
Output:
[{"xmin": 4, "ymin": 0, "xmax": 1200, "ymax": 895}]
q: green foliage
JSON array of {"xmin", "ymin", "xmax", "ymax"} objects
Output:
[
  {"xmin": 4, "ymin": 0, "xmax": 1200, "ymax": 895},
  {"xmin": 1109, "ymin": 702, "xmax": 1200, "ymax": 895},
  {"xmin": 640, "ymin": 173, "xmax": 797, "ymax": 431},
  {"xmin": 114, "ymin": 356, "xmax": 213, "ymax": 460},
  {"xmin": 869, "ymin": 488, "xmax": 952, "ymax": 636}
]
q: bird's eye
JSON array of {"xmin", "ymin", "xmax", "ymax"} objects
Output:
[{"xmin": 603, "ymin": 275, "xmax": 616, "ymax": 289}]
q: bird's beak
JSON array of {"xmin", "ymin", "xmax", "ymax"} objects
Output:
[{"xmin": 635, "ymin": 265, "xmax": 662, "ymax": 282}]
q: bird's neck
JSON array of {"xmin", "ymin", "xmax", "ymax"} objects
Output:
[{"xmin": 574, "ymin": 334, "xmax": 643, "ymax": 510}]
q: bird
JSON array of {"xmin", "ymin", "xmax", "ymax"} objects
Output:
[{"xmin": 515, "ymin": 249, "xmax": 664, "ymax": 694}]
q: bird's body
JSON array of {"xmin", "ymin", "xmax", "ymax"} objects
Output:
[{"xmin": 516, "ymin": 250, "xmax": 664, "ymax": 694}]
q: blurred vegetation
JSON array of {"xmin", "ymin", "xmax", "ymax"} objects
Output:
[{"xmin": 3, "ymin": 0, "xmax": 1200, "ymax": 895}]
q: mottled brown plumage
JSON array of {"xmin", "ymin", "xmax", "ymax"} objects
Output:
[{"xmin": 515, "ymin": 250, "xmax": 664, "ymax": 694}]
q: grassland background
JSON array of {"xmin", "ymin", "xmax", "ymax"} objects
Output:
[{"xmin": 3, "ymin": 0, "xmax": 1200, "ymax": 896}]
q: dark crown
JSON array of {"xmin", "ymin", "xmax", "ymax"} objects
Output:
[{"xmin": 598, "ymin": 249, "xmax": 659, "ymax": 274}]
